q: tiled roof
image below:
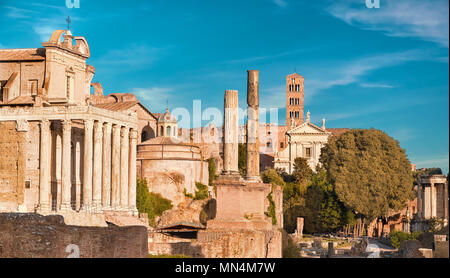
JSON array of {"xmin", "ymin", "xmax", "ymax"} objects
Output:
[
  {"xmin": 0, "ymin": 48, "xmax": 46, "ymax": 61},
  {"xmin": 327, "ymin": 128, "xmax": 350, "ymax": 137},
  {"xmin": 140, "ymin": 136, "xmax": 184, "ymax": 145},
  {"xmin": 94, "ymin": 101, "xmax": 139, "ymax": 111},
  {"xmin": 0, "ymin": 95, "xmax": 35, "ymax": 106}
]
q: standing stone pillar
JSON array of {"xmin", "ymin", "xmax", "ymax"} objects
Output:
[
  {"xmin": 92, "ymin": 120, "xmax": 103, "ymax": 212},
  {"xmin": 81, "ymin": 119, "xmax": 93, "ymax": 212},
  {"xmin": 60, "ymin": 120, "xmax": 72, "ymax": 211},
  {"xmin": 246, "ymin": 70, "xmax": 261, "ymax": 181},
  {"xmin": 296, "ymin": 217, "xmax": 304, "ymax": 238},
  {"xmin": 417, "ymin": 184, "xmax": 423, "ymax": 218},
  {"xmin": 37, "ymin": 119, "xmax": 51, "ymax": 212},
  {"xmin": 120, "ymin": 127, "xmax": 130, "ymax": 209},
  {"xmin": 223, "ymin": 90, "xmax": 239, "ymax": 175},
  {"xmin": 128, "ymin": 129, "xmax": 138, "ymax": 215},
  {"xmin": 444, "ymin": 182, "xmax": 448, "ymax": 220},
  {"xmin": 102, "ymin": 122, "xmax": 112, "ymax": 210},
  {"xmin": 431, "ymin": 182, "xmax": 436, "ymax": 218},
  {"xmin": 111, "ymin": 124, "xmax": 121, "ymax": 210}
]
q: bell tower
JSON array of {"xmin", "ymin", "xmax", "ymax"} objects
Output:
[{"xmin": 285, "ymin": 72, "xmax": 304, "ymax": 128}]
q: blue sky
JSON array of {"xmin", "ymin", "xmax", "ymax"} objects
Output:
[{"xmin": 0, "ymin": 0, "xmax": 448, "ymax": 172}]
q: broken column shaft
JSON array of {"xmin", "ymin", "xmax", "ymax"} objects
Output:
[
  {"xmin": 223, "ymin": 90, "xmax": 239, "ymax": 175},
  {"xmin": 246, "ymin": 70, "xmax": 261, "ymax": 181}
]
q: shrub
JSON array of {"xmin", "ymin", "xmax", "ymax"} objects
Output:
[
  {"xmin": 194, "ymin": 182, "xmax": 209, "ymax": 200},
  {"xmin": 137, "ymin": 179, "xmax": 173, "ymax": 226},
  {"xmin": 389, "ymin": 230, "xmax": 422, "ymax": 249}
]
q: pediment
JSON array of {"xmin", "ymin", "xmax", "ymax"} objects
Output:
[{"xmin": 288, "ymin": 122, "xmax": 330, "ymax": 135}]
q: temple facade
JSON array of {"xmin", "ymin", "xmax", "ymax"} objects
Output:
[{"xmin": 0, "ymin": 29, "xmax": 140, "ymax": 225}]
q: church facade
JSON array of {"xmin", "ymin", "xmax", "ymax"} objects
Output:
[{"xmin": 274, "ymin": 73, "xmax": 348, "ymax": 173}]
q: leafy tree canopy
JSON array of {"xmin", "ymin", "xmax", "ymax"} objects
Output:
[{"xmin": 320, "ymin": 128, "xmax": 414, "ymax": 220}]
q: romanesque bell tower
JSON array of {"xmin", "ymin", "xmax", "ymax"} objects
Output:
[{"xmin": 285, "ymin": 73, "xmax": 304, "ymax": 128}]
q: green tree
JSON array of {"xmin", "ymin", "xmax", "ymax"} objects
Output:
[
  {"xmin": 136, "ymin": 178, "xmax": 173, "ymax": 226},
  {"xmin": 320, "ymin": 129, "xmax": 415, "ymax": 222},
  {"xmin": 207, "ymin": 158, "xmax": 217, "ymax": 186},
  {"xmin": 261, "ymin": 169, "xmax": 286, "ymax": 187},
  {"xmin": 238, "ymin": 143, "xmax": 246, "ymax": 177},
  {"xmin": 292, "ymin": 157, "xmax": 313, "ymax": 185}
]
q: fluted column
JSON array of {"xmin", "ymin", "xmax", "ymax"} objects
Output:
[
  {"xmin": 60, "ymin": 120, "xmax": 72, "ymax": 211},
  {"xmin": 111, "ymin": 124, "xmax": 121, "ymax": 210},
  {"xmin": 37, "ymin": 119, "xmax": 51, "ymax": 213},
  {"xmin": 223, "ymin": 90, "xmax": 239, "ymax": 175},
  {"xmin": 92, "ymin": 120, "xmax": 103, "ymax": 212},
  {"xmin": 102, "ymin": 122, "xmax": 112, "ymax": 210},
  {"xmin": 81, "ymin": 119, "xmax": 93, "ymax": 212},
  {"xmin": 120, "ymin": 127, "xmax": 130, "ymax": 209},
  {"xmin": 128, "ymin": 129, "xmax": 138, "ymax": 215}
]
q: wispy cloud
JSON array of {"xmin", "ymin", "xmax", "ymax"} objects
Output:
[
  {"xmin": 131, "ymin": 87, "xmax": 174, "ymax": 112},
  {"xmin": 413, "ymin": 155, "xmax": 449, "ymax": 169},
  {"xmin": 360, "ymin": 83, "xmax": 396, "ymax": 88},
  {"xmin": 273, "ymin": 0, "xmax": 287, "ymax": 8},
  {"xmin": 325, "ymin": 0, "xmax": 449, "ymax": 47},
  {"xmin": 305, "ymin": 49, "xmax": 441, "ymax": 98},
  {"xmin": 95, "ymin": 45, "xmax": 165, "ymax": 67},
  {"xmin": 223, "ymin": 48, "xmax": 305, "ymax": 64}
]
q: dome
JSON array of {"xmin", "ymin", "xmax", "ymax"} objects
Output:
[{"xmin": 158, "ymin": 108, "xmax": 177, "ymax": 124}]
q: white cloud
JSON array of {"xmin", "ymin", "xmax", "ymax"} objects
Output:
[
  {"xmin": 413, "ymin": 155, "xmax": 449, "ymax": 169},
  {"xmin": 305, "ymin": 49, "xmax": 440, "ymax": 98},
  {"xmin": 360, "ymin": 83, "xmax": 396, "ymax": 88},
  {"xmin": 94, "ymin": 44, "xmax": 164, "ymax": 68},
  {"xmin": 273, "ymin": 0, "xmax": 287, "ymax": 8},
  {"xmin": 131, "ymin": 87, "xmax": 174, "ymax": 112},
  {"xmin": 326, "ymin": 0, "xmax": 449, "ymax": 47}
]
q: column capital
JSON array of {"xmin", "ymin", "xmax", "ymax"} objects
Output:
[
  {"xmin": 62, "ymin": 119, "xmax": 72, "ymax": 131},
  {"xmin": 40, "ymin": 118, "xmax": 51, "ymax": 129},
  {"xmin": 84, "ymin": 119, "xmax": 94, "ymax": 130},
  {"xmin": 130, "ymin": 129, "xmax": 138, "ymax": 139},
  {"xmin": 104, "ymin": 121, "xmax": 113, "ymax": 129},
  {"xmin": 121, "ymin": 126, "xmax": 130, "ymax": 137}
]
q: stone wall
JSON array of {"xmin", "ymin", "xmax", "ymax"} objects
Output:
[{"xmin": 0, "ymin": 213, "xmax": 148, "ymax": 258}]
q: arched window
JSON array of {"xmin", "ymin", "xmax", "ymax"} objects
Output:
[
  {"xmin": 166, "ymin": 126, "xmax": 171, "ymax": 137},
  {"xmin": 160, "ymin": 126, "xmax": 164, "ymax": 136}
]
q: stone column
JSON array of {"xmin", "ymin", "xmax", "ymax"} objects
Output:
[
  {"xmin": 120, "ymin": 127, "xmax": 130, "ymax": 209},
  {"xmin": 92, "ymin": 120, "xmax": 103, "ymax": 212},
  {"xmin": 296, "ymin": 217, "xmax": 304, "ymax": 238},
  {"xmin": 37, "ymin": 119, "xmax": 51, "ymax": 212},
  {"xmin": 444, "ymin": 182, "xmax": 448, "ymax": 220},
  {"xmin": 111, "ymin": 124, "xmax": 121, "ymax": 210},
  {"xmin": 246, "ymin": 70, "xmax": 261, "ymax": 181},
  {"xmin": 431, "ymin": 182, "xmax": 436, "ymax": 218},
  {"xmin": 74, "ymin": 140, "xmax": 82, "ymax": 211},
  {"xmin": 102, "ymin": 122, "xmax": 112, "ymax": 210},
  {"xmin": 223, "ymin": 90, "xmax": 239, "ymax": 175},
  {"xmin": 417, "ymin": 184, "xmax": 423, "ymax": 218},
  {"xmin": 81, "ymin": 119, "xmax": 93, "ymax": 212},
  {"xmin": 60, "ymin": 120, "xmax": 72, "ymax": 211},
  {"xmin": 128, "ymin": 129, "xmax": 138, "ymax": 215}
]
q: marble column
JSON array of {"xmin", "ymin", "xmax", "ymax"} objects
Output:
[
  {"xmin": 417, "ymin": 184, "xmax": 423, "ymax": 218},
  {"xmin": 92, "ymin": 120, "xmax": 103, "ymax": 212},
  {"xmin": 444, "ymin": 183, "xmax": 448, "ymax": 219},
  {"xmin": 246, "ymin": 70, "xmax": 261, "ymax": 181},
  {"xmin": 37, "ymin": 119, "xmax": 51, "ymax": 212},
  {"xmin": 74, "ymin": 140, "xmax": 82, "ymax": 211},
  {"xmin": 102, "ymin": 122, "xmax": 112, "ymax": 210},
  {"xmin": 120, "ymin": 127, "xmax": 129, "ymax": 209},
  {"xmin": 81, "ymin": 119, "xmax": 93, "ymax": 212},
  {"xmin": 111, "ymin": 124, "xmax": 121, "ymax": 210},
  {"xmin": 60, "ymin": 119, "xmax": 72, "ymax": 211},
  {"xmin": 223, "ymin": 90, "xmax": 239, "ymax": 175},
  {"xmin": 128, "ymin": 129, "xmax": 138, "ymax": 215},
  {"xmin": 431, "ymin": 182, "xmax": 436, "ymax": 218}
]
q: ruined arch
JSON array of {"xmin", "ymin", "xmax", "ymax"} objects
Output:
[{"xmin": 141, "ymin": 125, "xmax": 155, "ymax": 142}]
